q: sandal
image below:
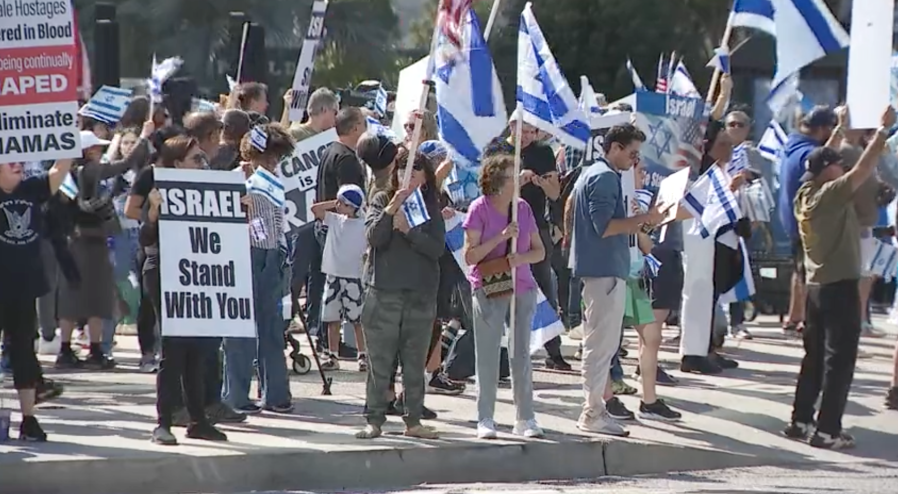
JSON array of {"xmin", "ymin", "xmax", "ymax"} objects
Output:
[
  {"xmin": 355, "ymin": 424, "xmax": 383, "ymax": 439},
  {"xmin": 404, "ymin": 424, "xmax": 439, "ymax": 439}
]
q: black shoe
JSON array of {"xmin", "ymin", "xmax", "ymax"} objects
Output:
[
  {"xmin": 709, "ymin": 352, "xmax": 738, "ymax": 370},
  {"xmin": 680, "ymin": 356, "xmax": 722, "ymax": 375},
  {"xmin": 809, "ymin": 431, "xmax": 855, "ymax": 450},
  {"xmin": 338, "ymin": 342, "xmax": 358, "ymax": 359},
  {"xmin": 605, "ymin": 397, "xmax": 635, "ymax": 421},
  {"xmin": 428, "ymin": 372, "xmax": 465, "ymax": 395},
  {"xmin": 54, "ymin": 347, "xmax": 83, "ymax": 369},
  {"xmin": 634, "ymin": 367, "xmax": 678, "ymax": 386},
  {"xmin": 235, "ymin": 403, "xmax": 263, "ymax": 415},
  {"xmin": 84, "ymin": 353, "xmax": 116, "ymax": 370},
  {"xmin": 886, "ymin": 387, "xmax": 898, "ymax": 410},
  {"xmin": 186, "ymin": 422, "xmax": 228, "ymax": 442},
  {"xmin": 263, "ymin": 402, "xmax": 294, "ymax": 414},
  {"xmin": 638, "ymin": 399, "xmax": 682, "ymax": 422},
  {"xmin": 783, "ymin": 421, "xmax": 815, "ymax": 440},
  {"xmin": 151, "ymin": 426, "xmax": 178, "ymax": 446},
  {"xmin": 618, "ymin": 347, "xmax": 629, "ymax": 359},
  {"xmin": 392, "ymin": 394, "xmax": 439, "ymax": 420},
  {"xmin": 18, "ymin": 416, "xmax": 47, "ymax": 442},
  {"xmin": 422, "ymin": 405, "xmax": 438, "ymax": 420},
  {"xmin": 386, "ymin": 399, "xmax": 404, "ymax": 416},
  {"xmin": 544, "ymin": 356, "xmax": 573, "ymax": 372},
  {"xmin": 36, "ymin": 379, "xmax": 64, "ymax": 405},
  {"xmin": 205, "ymin": 403, "xmax": 246, "ymax": 424}
]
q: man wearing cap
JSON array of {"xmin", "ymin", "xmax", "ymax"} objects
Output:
[
  {"xmin": 778, "ymin": 106, "xmax": 845, "ymax": 336},
  {"xmin": 784, "ymin": 106, "xmax": 896, "ymax": 450}
]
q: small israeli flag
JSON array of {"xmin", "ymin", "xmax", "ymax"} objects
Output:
[
  {"xmin": 706, "ymin": 47, "xmax": 731, "ymax": 74},
  {"xmin": 373, "ymin": 87, "xmax": 388, "ymax": 118},
  {"xmin": 245, "ymin": 167, "xmax": 285, "ymax": 208},
  {"xmin": 79, "ymin": 86, "xmax": 132, "ymax": 125},
  {"xmin": 727, "ymin": 142, "xmax": 749, "ymax": 176},
  {"xmin": 59, "ymin": 172, "xmax": 79, "ymax": 200},
  {"xmin": 740, "ymin": 178, "xmax": 775, "ymax": 223},
  {"xmin": 366, "ymin": 116, "xmax": 397, "ymax": 140},
  {"xmin": 682, "ymin": 165, "xmax": 742, "ymax": 239},
  {"xmin": 626, "ymin": 58, "xmax": 646, "ymax": 91},
  {"xmin": 758, "ymin": 120, "xmax": 787, "ymax": 162},
  {"xmin": 644, "ymin": 253, "xmax": 662, "ymax": 278},
  {"xmin": 250, "ymin": 126, "xmax": 268, "ymax": 152},
  {"xmin": 670, "ymin": 60, "xmax": 701, "ymax": 98},
  {"xmin": 867, "ymin": 240, "xmax": 898, "ymax": 281},
  {"xmin": 634, "ymin": 189, "xmax": 653, "ymax": 213},
  {"xmin": 148, "ymin": 55, "xmax": 183, "ymax": 103},
  {"xmin": 402, "ymin": 188, "xmax": 431, "ymax": 228}
]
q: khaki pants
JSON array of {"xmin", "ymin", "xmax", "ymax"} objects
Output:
[{"xmin": 580, "ymin": 277, "xmax": 626, "ymax": 419}]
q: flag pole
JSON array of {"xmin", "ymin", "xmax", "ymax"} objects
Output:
[
  {"xmin": 509, "ymin": 101, "xmax": 523, "ymax": 334},
  {"xmin": 706, "ymin": 10, "xmax": 734, "ymax": 104},
  {"xmin": 400, "ymin": 20, "xmax": 441, "ymax": 189},
  {"xmin": 236, "ymin": 22, "xmax": 251, "ymax": 83},
  {"xmin": 483, "ymin": 0, "xmax": 502, "ymax": 41}
]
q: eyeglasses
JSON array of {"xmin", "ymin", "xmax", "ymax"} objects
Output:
[{"xmin": 726, "ymin": 121, "xmax": 747, "ymax": 128}]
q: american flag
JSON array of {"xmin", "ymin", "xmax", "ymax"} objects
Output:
[
  {"xmin": 438, "ymin": 0, "xmax": 472, "ymax": 51},
  {"xmin": 655, "ymin": 54, "xmax": 668, "ymax": 94},
  {"xmin": 673, "ymin": 113, "xmax": 707, "ymax": 169}
]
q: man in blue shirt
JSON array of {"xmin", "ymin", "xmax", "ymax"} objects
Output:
[
  {"xmin": 777, "ymin": 107, "xmax": 840, "ymax": 335},
  {"xmin": 570, "ymin": 124, "xmax": 664, "ymax": 437}
]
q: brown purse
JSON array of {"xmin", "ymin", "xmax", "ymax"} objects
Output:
[{"xmin": 477, "ymin": 204, "xmax": 514, "ymax": 299}]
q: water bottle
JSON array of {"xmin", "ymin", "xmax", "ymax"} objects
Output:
[{"xmin": 0, "ymin": 396, "xmax": 10, "ymax": 442}]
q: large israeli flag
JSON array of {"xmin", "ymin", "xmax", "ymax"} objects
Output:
[
  {"xmin": 444, "ymin": 212, "xmax": 565, "ymax": 354},
  {"xmin": 770, "ymin": 0, "xmax": 849, "ymax": 88},
  {"xmin": 730, "ymin": 0, "xmax": 776, "ymax": 36},
  {"xmin": 681, "ymin": 165, "xmax": 742, "ymax": 244},
  {"xmin": 434, "ymin": 9, "xmax": 507, "ymax": 164},
  {"xmin": 758, "ymin": 119, "xmax": 787, "ymax": 162},
  {"xmin": 517, "ymin": 2, "xmax": 590, "ymax": 149}
]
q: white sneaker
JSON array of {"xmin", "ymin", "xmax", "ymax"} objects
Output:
[
  {"xmin": 477, "ymin": 418, "xmax": 498, "ymax": 439},
  {"xmin": 862, "ymin": 322, "xmax": 885, "ymax": 338},
  {"xmin": 513, "ymin": 419, "xmax": 545, "ymax": 438},
  {"xmin": 577, "ymin": 412, "xmax": 630, "ymax": 437},
  {"xmin": 568, "ymin": 326, "xmax": 584, "ymax": 341},
  {"xmin": 38, "ymin": 333, "xmax": 61, "ymax": 355}
]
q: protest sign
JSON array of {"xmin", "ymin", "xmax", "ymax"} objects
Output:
[
  {"xmin": 287, "ymin": 0, "xmax": 328, "ymax": 122},
  {"xmin": 634, "ymin": 91, "xmax": 707, "ymax": 192},
  {"xmin": 392, "ymin": 57, "xmax": 428, "ymax": 139},
  {"xmin": 846, "ymin": 0, "xmax": 894, "ymax": 129},
  {"xmin": 278, "ymin": 128, "xmax": 337, "ymax": 234},
  {"xmin": 155, "ymin": 168, "xmax": 255, "ymax": 338},
  {"xmin": 0, "ymin": 0, "xmax": 81, "ymax": 162}
]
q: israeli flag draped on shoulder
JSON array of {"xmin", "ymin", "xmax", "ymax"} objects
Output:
[
  {"xmin": 730, "ymin": 0, "xmax": 776, "ymax": 36},
  {"xmin": 681, "ymin": 165, "xmax": 742, "ymax": 241},
  {"xmin": 79, "ymin": 86, "xmax": 133, "ymax": 125},
  {"xmin": 444, "ymin": 211, "xmax": 564, "ymax": 354},
  {"xmin": 769, "ymin": 0, "xmax": 848, "ymax": 88},
  {"xmin": 246, "ymin": 167, "xmax": 286, "ymax": 209},
  {"xmin": 434, "ymin": 8, "xmax": 507, "ymax": 164},
  {"xmin": 516, "ymin": 2, "xmax": 590, "ymax": 150},
  {"xmin": 402, "ymin": 188, "xmax": 431, "ymax": 228},
  {"xmin": 758, "ymin": 119, "xmax": 787, "ymax": 162}
]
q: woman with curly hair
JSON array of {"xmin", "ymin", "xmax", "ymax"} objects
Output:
[{"xmin": 221, "ymin": 123, "xmax": 295, "ymax": 415}]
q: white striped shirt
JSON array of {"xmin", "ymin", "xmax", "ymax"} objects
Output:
[{"xmin": 248, "ymin": 194, "xmax": 283, "ymax": 250}]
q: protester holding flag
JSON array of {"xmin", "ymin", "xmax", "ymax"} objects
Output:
[
  {"xmin": 462, "ymin": 154, "xmax": 545, "ymax": 440},
  {"xmin": 357, "ymin": 152, "xmax": 444, "ymax": 441}
]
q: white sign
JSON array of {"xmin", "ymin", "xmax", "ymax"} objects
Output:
[
  {"xmin": 847, "ymin": 0, "xmax": 895, "ymax": 129},
  {"xmin": 278, "ymin": 128, "xmax": 338, "ymax": 234},
  {"xmin": 656, "ymin": 167, "xmax": 691, "ymax": 241},
  {"xmin": 288, "ymin": 0, "xmax": 328, "ymax": 123},
  {"xmin": 0, "ymin": 0, "xmax": 81, "ymax": 162},
  {"xmin": 392, "ymin": 57, "xmax": 428, "ymax": 139},
  {"xmin": 156, "ymin": 168, "xmax": 255, "ymax": 338}
]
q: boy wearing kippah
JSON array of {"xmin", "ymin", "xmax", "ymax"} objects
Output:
[{"xmin": 311, "ymin": 184, "xmax": 369, "ymax": 372}]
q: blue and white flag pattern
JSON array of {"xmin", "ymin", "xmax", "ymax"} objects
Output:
[
  {"xmin": 670, "ymin": 61, "xmax": 701, "ymax": 99},
  {"xmin": 59, "ymin": 172, "xmax": 79, "ymax": 200},
  {"xmin": 402, "ymin": 188, "xmax": 431, "ymax": 228},
  {"xmin": 730, "ymin": 0, "xmax": 776, "ymax": 36},
  {"xmin": 644, "ymin": 253, "xmax": 662, "ymax": 278},
  {"xmin": 373, "ymin": 87, "xmax": 388, "ymax": 118},
  {"xmin": 867, "ymin": 240, "xmax": 898, "ymax": 281},
  {"xmin": 578, "ymin": 75, "xmax": 604, "ymax": 119},
  {"xmin": 626, "ymin": 58, "xmax": 645, "ymax": 91},
  {"xmin": 769, "ymin": 0, "xmax": 849, "ymax": 88},
  {"xmin": 767, "ymin": 72, "xmax": 801, "ymax": 116},
  {"xmin": 758, "ymin": 119, "xmax": 787, "ymax": 162},
  {"xmin": 727, "ymin": 142, "xmax": 749, "ymax": 176},
  {"xmin": 366, "ymin": 116, "xmax": 397, "ymax": 141},
  {"xmin": 79, "ymin": 86, "xmax": 132, "ymax": 125},
  {"xmin": 23, "ymin": 162, "xmax": 46, "ymax": 179},
  {"xmin": 740, "ymin": 178, "xmax": 775, "ymax": 223},
  {"xmin": 719, "ymin": 238, "xmax": 756, "ymax": 303},
  {"xmin": 707, "ymin": 47, "xmax": 731, "ymax": 74},
  {"xmin": 148, "ymin": 55, "xmax": 183, "ymax": 103},
  {"xmin": 444, "ymin": 212, "xmax": 564, "ymax": 354},
  {"xmin": 434, "ymin": 8, "xmax": 507, "ymax": 165},
  {"xmin": 634, "ymin": 188, "xmax": 653, "ymax": 213},
  {"xmin": 245, "ymin": 167, "xmax": 285, "ymax": 208},
  {"xmin": 682, "ymin": 165, "xmax": 742, "ymax": 239},
  {"xmin": 250, "ymin": 126, "xmax": 267, "ymax": 152},
  {"xmin": 517, "ymin": 2, "xmax": 590, "ymax": 149},
  {"xmin": 192, "ymin": 98, "xmax": 217, "ymax": 113}
]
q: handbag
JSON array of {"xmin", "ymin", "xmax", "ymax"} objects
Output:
[{"xmin": 477, "ymin": 203, "xmax": 514, "ymax": 299}]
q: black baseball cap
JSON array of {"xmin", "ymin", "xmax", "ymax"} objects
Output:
[
  {"xmin": 800, "ymin": 106, "xmax": 838, "ymax": 129},
  {"xmin": 800, "ymin": 147, "xmax": 843, "ymax": 182},
  {"xmin": 357, "ymin": 133, "xmax": 398, "ymax": 171}
]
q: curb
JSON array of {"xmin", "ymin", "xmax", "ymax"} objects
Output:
[{"xmin": 1, "ymin": 437, "xmax": 769, "ymax": 494}]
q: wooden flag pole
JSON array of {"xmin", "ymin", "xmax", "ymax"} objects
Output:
[
  {"xmin": 706, "ymin": 11, "xmax": 734, "ymax": 104},
  {"xmin": 509, "ymin": 101, "xmax": 523, "ymax": 333}
]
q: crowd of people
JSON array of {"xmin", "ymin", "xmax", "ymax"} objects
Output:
[{"xmin": 0, "ymin": 76, "xmax": 896, "ymax": 453}]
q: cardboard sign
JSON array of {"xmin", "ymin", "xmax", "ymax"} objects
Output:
[
  {"xmin": 278, "ymin": 128, "xmax": 338, "ymax": 234},
  {"xmin": 847, "ymin": 0, "xmax": 895, "ymax": 129}
]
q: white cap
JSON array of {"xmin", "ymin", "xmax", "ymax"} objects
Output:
[{"xmin": 80, "ymin": 131, "xmax": 111, "ymax": 150}]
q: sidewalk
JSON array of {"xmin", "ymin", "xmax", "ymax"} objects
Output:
[{"xmin": 1, "ymin": 316, "xmax": 897, "ymax": 494}]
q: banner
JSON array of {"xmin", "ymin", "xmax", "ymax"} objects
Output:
[
  {"xmin": 634, "ymin": 92, "xmax": 707, "ymax": 193},
  {"xmin": 155, "ymin": 168, "xmax": 256, "ymax": 338},
  {"xmin": 0, "ymin": 0, "xmax": 81, "ymax": 162},
  {"xmin": 278, "ymin": 128, "xmax": 337, "ymax": 234},
  {"xmin": 287, "ymin": 0, "xmax": 328, "ymax": 122}
]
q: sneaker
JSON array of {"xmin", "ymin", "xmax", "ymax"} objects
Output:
[
  {"xmin": 404, "ymin": 424, "xmax": 439, "ymax": 439},
  {"xmin": 606, "ymin": 397, "xmax": 635, "ymax": 421},
  {"xmin": 783, "ymin": 421, "xmax": 815, "ymax": 440},
  {"xmin": 611, "ymin": 380, "xmax": 638, "ymax": 396},
  {"xmin": 886, "ymin": 387, "xmax": 898, "ymax": 410},
  {"xmin": 36, "ymin": 379, "xmax": 64, "ymax": 405},
  {"xmin": 573, "ymin": 344, "xmax": 583, "ymax": 361},
  {"xmin": 638, "ymin": 400, "xmax": 682, "ymax": 422},
  {"xmin": 171, "ymin": 408, "xmax": 192, "ymax": 428},
  {"xmin": 618, "ymin": 347, "xmax": 629, "ymax": 358},
  {"xmin": 577, "ymin": 411, "xmax": 630, "ymax": 437},
  {"xmin": 320, "ymin": 355, "xmax": 340, "ymax": 371},
  {"xmin": 634, "ymin": 366, "xmax": 678, "ymax": 386},
  {"xmin": 782, "ymin": 322, "xmax": 802, "ymax": 338},
  {"xmin": 205, "ymin": 403, "xmax": 246, "ymax": 424},
  {"xmin": 730, "ymin": 324, "xmax": 753, "ymax": 340},
  {"xmin": 544, "ymin": 356, "xmax": 573, "ymax": 372},
  {"xmin": 708, "ymin": 352, "xmax": 738, "ymax": 370},
  {"xmin": 186, "ymin": 422, "xmax": 228, "ymax": 442},
  {"xmin": 513, "ymin": 419, "xmax": 545, "ymax": 438},
  {"xmin": 357, "ymin": 354, "xmax": 368, "ymax": 373},
  {"xmin": 139, "ymin": 355, "xmax": 159, "ymax": 373},
  {"xmin": 428, "ymin": 372, "xmax": 465, "ymax": 395},
  {"xmin": 84, "ymin": 353, "xmax": 116, "ymax": 370},
  {"xmin": 264, "ymin": 402, "xmax": 294, "ymax": 414},
  {"xmin": 568, "ymin": 326, "xmax": 584, "ymax": 341},
  {"xmin": 38, "ymin": 334, "xmax": 61, "ymax": 355},
  {"xmin": 680, "ymin": 356, "xmax": 722, "ymax": 375},
  {"xmin": 55, "ymin": 347, "xmax": 83, "ymax": 369},
  {"xmin": 477, "ymin": 418, "xmax": 498, "ymax": 439},
  {"xmin": 235, "ymin": 403, "xmax": 263, "ymax": 415},
  {"xmin": 664, "ymin": 333, "xmax": 681, "ymax": 345},
  {"xmin": 18, "ymin": 416, "xmax": 47, "ymax": 442},
  {"xmin": 151, "ymin": 426, "xmax": 178, "ymax": 446},
  {"xmin": 422, "ymin": 404, "xmax": 438, "ymax": 420},
  {"xmin": 809, "ymin": 431, "xmax": 855, "ymax": 450},
  {"xmin": 862, "ymin": 322, "xmax": 885, "ymax": 338}
]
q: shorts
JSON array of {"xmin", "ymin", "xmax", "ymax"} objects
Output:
[
  {"xmin": 860, "ymin": 228, "xmax": 878, "ymax": 277},
  {"xmin": 623, "ymin": 278, "xmax": 655, "ymax": 327},
  {"xmin": 321, "ymin": 275, "xmax": 364, "ymax": 323},
  {"xmin": 791, "ymin": 237, "xmax": 806, "ymax": 282},
  {"xmin": 650, "ymin": 248, "xmax": 684, "ymax": 311}
]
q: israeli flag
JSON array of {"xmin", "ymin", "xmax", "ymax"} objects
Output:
[
  {"xmin": 59, "ymin": 172, "xmax": 79, "ymax": 200},
  {"xmin": 758, "ymin": 119, "xmax": 787, "ymax": 162},
  {"xmin": 517, "ymin": 2, "xmax": 590, "ymax": 149},
  {"xmin": 867, "ymin": 240, "xmax": 898, "ymax": 281},
  {"xmin": 434, "ymin": 9, "xmax": 507, "ymax": 164},
  {"xmin": 770, "ymin": 0, "xmax": 849, "ymax": 88},
  {"xmin": 373, "ymin": 87, "xmax": 388, "ymax": 118},
  {"xmin": 626, "ymin": 58, "xmax": 646, "ymax": 91},
  {"xmin": 727, "ymin": 142, "xmax": 749, "ymax": 176},
  {"xmin": 670, "ymin": 61, "xmax": 701, "ymax": 98},
  {"xmin": 740, "ymin": 178, "xmax": 775, "ymax": 223},
  {"xmin": 226, "ymin": 74, "xmax": 237, "ymax": 91},
  {"xmin": 730, "ymin": 0, "xmax": 776, "ymax": 36},
  {"xmin": 148, "ymin": 55, "xmax": 183, "ymax": 103},
  {"xmin": 444, "ymin": 211, "xmax": 565, "ymax": 354},
  {"xmin": 644, "ymin": 253, "xmax": 662, "ymax": 278},
  {"xmin": 366, "ymin": 116, "xmax": 397, "ymax": 141},
  {"xmin": 767, "ymin": 72, "xmax": 801, "ymax": 115},
  {"xmin": 192, "ymin": 98, "xmax": 217, "ymax": 113},
  {"xmin": 706, "ymin": 47, "xmax": 731, "ymax": 74},
  {"xmin": 635, "ymin": 189, "xmax": 653, "ymax": 213},
  {"xmin": 79, "ymin": 86, "xmax": 132, "ymax": 125},
  {"xmin": 250, "ymin": 126, "xmax": 268, "ymax": 152},
  {"xmin": 719, "ymin": 238, "xmax": 756, "ymax": 304},
  {"xmin": 682, "ymin": 165, "xmax": 742, "ymax": 241},
  {"xmin": 578, "ymin": 75, "xmax": 604, "ymax": 119},
  {"xmin": 402, "ymin": 188, "xmax": 431, "ymax": 228},
  {"xmin": 245, "ymin": 167, "xmax": 285, "ymax": 208}
]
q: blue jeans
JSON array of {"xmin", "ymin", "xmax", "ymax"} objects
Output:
[
  {"xmin": 568, "ymin": 275, "xmax": 583, "ymax": 328},
  {"xmin": 221, "ymin": 248, "xmax": 291, "ymax": 408},
  {"xmin": 102, "ymin": 229, "xmax": 140, "ymax": 354},
  {"xmin": 610, "ymin": 328, "xmax": 624, "ymax": 382}
]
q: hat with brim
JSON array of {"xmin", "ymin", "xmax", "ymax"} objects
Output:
[
  {"xmin": 800, "ymin": 146, "xmax": 843, "ymax": 182},
  {"xmin": 80, "ymin": 131, "xmax": 111, "ymax": 150}
]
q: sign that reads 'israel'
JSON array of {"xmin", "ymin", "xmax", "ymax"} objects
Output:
[{"xmin": 155, "ymin": 168, "xmax": 255, "ymax": 338}]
